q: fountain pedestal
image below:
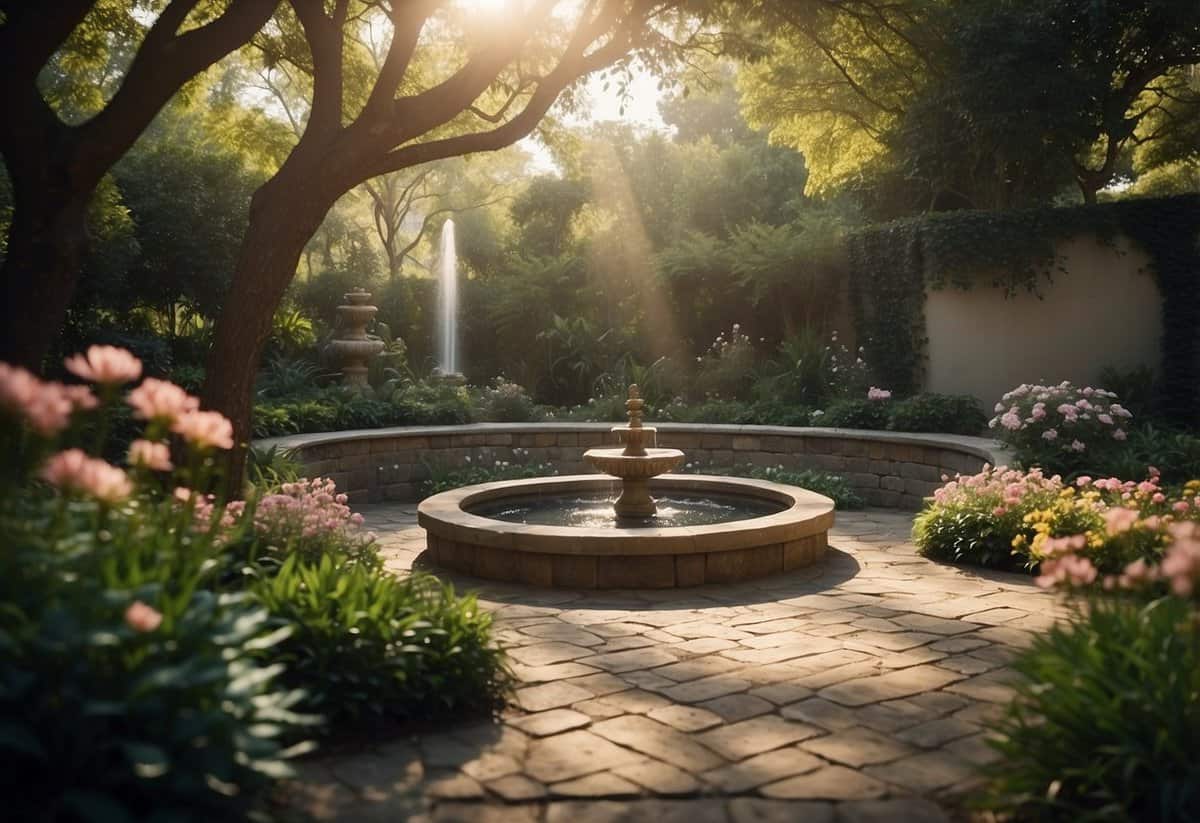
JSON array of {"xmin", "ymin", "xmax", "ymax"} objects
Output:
[
  {"xmin": 584, "ymin": 385, "xmax": 684, "ymax": 518},
  {"xmin": 328, "ymin": 289, "xmax": 384, "ymax": 387}
]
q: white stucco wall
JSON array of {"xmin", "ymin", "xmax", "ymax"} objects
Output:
[{"xmin": 923, "ymin": 234, "xmax": 1161, "ymax": 408}]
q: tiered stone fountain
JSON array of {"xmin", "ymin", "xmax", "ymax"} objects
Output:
[
  {"xmin": 583, "ymin": 385, "xmax": 684, "ymax": 518},
  {"xmin": 328, "ymin": 288, "xmax": 384, "ymax": 387},
  {"xmin": 418, "ymin": 384, "xmax": 835, "ymax": 588}
]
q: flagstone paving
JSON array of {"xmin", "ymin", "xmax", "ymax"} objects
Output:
[{"xmin": 284, "ymin": 505, "xmax": 1063, "ymax": 822}]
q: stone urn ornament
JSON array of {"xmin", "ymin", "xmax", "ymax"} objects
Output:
[{"xmin": 328, "ymin": 288, "xmax": 384, "ymax": 387}]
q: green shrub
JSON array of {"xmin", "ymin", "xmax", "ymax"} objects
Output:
[
  {"xmin": 0, "ymin": 485, "xmax": 315, "ymax": 821},
  {"xmin": 989, "ymin": 381, "xmax": 1131, "ymax": 475},
  {"xmin": 256, "ymin": 356, "xmax": 323, "ymax": 399},
  {"xmin": 282, "ymin": 398, "xmax": 338, "ymax": 432},
  {"xmin": 985, "ymin": 596, "xmax": 1200, "ymax": 821},
  {"xmin": 818, "ymin": 397, "xmax": 890, "ymax": 429},
  {"xmin": 392, "ymin": 380, "xmax": 475, "ymax": 425},
  {"xmin": 888, "ymin": 393, "xmax": 986, "ymax": 435},
  {"xmin": 912, "ymin": 466, "xmax": 1063, "ymax": 569},
  {"xmin": 749, "ymin": 466, "xmax": 865, "ymax": 509},
  {"xmin": 422, "ymin": 450, "xmax": 558, "ymax": 497},
  {"xmin": 693, "ymin": 324, "xmax": 758, "ymax": 400},
  {"xmin": 479, "ymin": 377, "xmax": 542, "ymax": 422},
  {"xmin": 1098, "ymin": 425, "xmax": 1200, "ymax": 486},
  {"xmin": 330, "ymin": 392, "xmax": 396, "ymax": 430},
  {"xmin": 746, "ymin": 399, "xmax": 816, "ymax": 427},
  {"xmin": 679, "ymin": 462, "xmax": 865, "ymax": 510},
  {"xmin": 246, "ymin": 444, "xmax": 305, "ymax": 488},
  {"xmin": 251, "ymin": 556, "xmax": 509, "ymax": 728},
  {"xmin": 252, "ymin": 403, "xmax": 297, "ymax": 437}
]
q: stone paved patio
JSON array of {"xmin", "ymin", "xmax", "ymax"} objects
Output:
[{"xmin": 285, "ymin": 505, "xmax": 1062, "ymax": 822}]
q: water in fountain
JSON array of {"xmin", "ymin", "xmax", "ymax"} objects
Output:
[{"xmin": 437, "ymin": 218, "xmax": 459, "ymax": 375}]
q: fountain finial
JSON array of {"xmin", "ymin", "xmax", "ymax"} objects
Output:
[{"xmin": 626, "ymin": 384, "xmax": 643, "ymax": 429}]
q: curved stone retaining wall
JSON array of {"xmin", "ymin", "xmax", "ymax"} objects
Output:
[{"xmin": 261, "ymin": 424, "xmax": 1007, "ymax": 511}]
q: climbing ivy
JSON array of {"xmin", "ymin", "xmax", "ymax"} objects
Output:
[{"xmin": 846, "ymin": 194, "xmax": 1200, "ymax": 420}]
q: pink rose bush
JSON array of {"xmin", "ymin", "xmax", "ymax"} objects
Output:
[
  {"xmin": 989, "ymin": 381, "xmax": 1131, "ymax": 470},
  {"xmin": 916, "ymin": 464, "xmax": 1200, "ymax": 574}
]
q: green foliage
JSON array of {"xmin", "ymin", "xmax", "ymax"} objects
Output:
[
  {"xmin": 819, "ymin": 398, "xmax": 891, "ymax": 430},
  {"xmin": 744, "ymin": 466, "xmax": 865, "ymax": 510},
  {"xmin": 257, "ymin": 356, "xmax": 324, "ymax": 399},
  {"xmin": 1100, "ymin": 425, "xmax": 1200, "ymax": 487},
  {"xmin": 421, "ymin": 451, "xmax": 559, "ymax": 497},
  {"xmin": 888, "ymin": 393, "xmax": 986, "ymax": 435},
  {"xmin": 392, "ymin": 381, "xmax": 475, "ymax": 426},
  {"xmin": 477, "ymin": 378, "xmax": 542, "ymax": 422},
  {"xmin": 251, "ymin": 557, "xmax": 509, "ymax": 728},
  {"xmin": 0, "ymin": 464, "xmax": 315, "ymax": 820},
  {"xmin": 985, "ymin": 596, "xmax": 1200, "ymax": 821},
  {"xmin": 247, "ymin": 444, "xmax": 304, "ymax": 487},
  {"xmin": 912, "ymin": 467, "xmax": 1064, "ymax": 569},
  {"xmin": 694, "ymin": 324, "xmax": 759, "ymax": 400},
  {"xmin": 679, "ymin": 462, "xmax": 865, "ymax": 510}
]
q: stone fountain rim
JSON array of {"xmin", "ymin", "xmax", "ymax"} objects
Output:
[{"xmin": 417, "ymin": 473, "xmax": 834, "ymax": 557}]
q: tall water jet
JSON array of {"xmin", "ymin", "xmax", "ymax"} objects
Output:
[{"xmin": 435, "ymin": 218, "xmax": 462, "ymax": 380}]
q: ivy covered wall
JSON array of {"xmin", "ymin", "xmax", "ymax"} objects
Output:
[{"xmin": 845, "ymin": 195, "xmax": 1200, "ymax": 420}]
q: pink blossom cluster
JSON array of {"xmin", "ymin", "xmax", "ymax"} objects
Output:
[
  {"xmin": 252, "ymin": 478, "xmax": 365, "ymax": 542},
  {"xmin": 988, "ymin": 381, "xmax": 1132, "ymax": 454},
  {"xmin": 40, "ymin": 448, "xmax": 133, "ymax": 504},
  {"xmin": 867, "ymin": 387, "xmax": 892, "ymax": 401},
  {"xmin": 0, "ymin": 362, "xmax": 97, "ymax": 435},
  {"xmin": 932, "ymin": 464, "xmax": 1063, "ymax": 513},
  {"xmin": 1038, "ymin": 520, "xmax": 1200, "ymax": 599},
  {"xmin": 174, "ymin": 486, "xmax": 245, "ymax": 531},
  {"xmin": 1, "ymin": 346, "xmax": 235, "ymax": 456}
]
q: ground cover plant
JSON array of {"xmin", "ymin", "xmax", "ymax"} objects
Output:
[
  {"xmin": 0, "ymin": 346, "xmax": 507, "ymax": 819},
  {"xmin": 984, "ymin": 518, "xmax": 1200, "ymax": 821}
]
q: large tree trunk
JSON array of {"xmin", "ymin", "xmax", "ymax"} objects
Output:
[
  {"xmin": 0, "ymin": 155, "xmax": 94, "ymax": 370},
  {"xmin": 202, "ymin": 172, "xmax": 333, "ymax": 495}
]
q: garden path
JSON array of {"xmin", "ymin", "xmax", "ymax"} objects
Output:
[{"xmin": 284, "ymin": 506, "xmax": 1062, "ymax": 823}]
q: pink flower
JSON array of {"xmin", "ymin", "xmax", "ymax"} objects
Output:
[
  {"xmin": 1112, "ymin": 429, "xmax": 1127, "ymax": 441},
  {"xmin": 40, "ymin": 449, "xmax": 133, "ymax": 504},
  {"xmin": 1070, "ymin": 439, "xmax": 1086, "ymax": 452},
  {"xmin": 1042, "ymin": 428, "xmax": 1058, "ymax": 441},
  {"xmin": 867, "ymin": 387, "xmax": 892, "ymax": 401},
  {"xmin": 128, "ymin": 439, "xmax": 173, "ymax": 471},
  {"xmin": 1153, "ymin": 493, "xmax": 1166, "ymax": 504},
  {"xmin": 992, "ymin": 506, "xmax": 1007, "ymax": 517},
  {"xmin": 1030, "ymin": 403, "xmax": 1047, "ymax": 421},
  {"xmin": 1076, "ymin": 476, "xmax": 1092, "ymax": 486},
  {"xmin": 1000, "ymin": 411, "xmax": 1022, "ymax": 430},
  {"xmin": 1097, "ymin": 413, "xmax": 1113, "ymax": 426},
  {"xmin": 0, "ymin": 363, "xmax": 87, "ymax": 436},
  {"xmin": 64, "ymin": 345, "xmax": 142, "ymax": 385},
  {"xmin": 124, "ymin": 601, "xmax": 163, "ymax": 633},
  {"xmin": 1173, "ymin": 501, "xmax": 1190, "ymax": 513},
  {"xmin": 170, "ymin": 410, "xmax": 234, "ymax": 450},
  {"xmin": 1037, "ymin": 553, "xmax": 1098, "ymax": 589},
  {"xmin": 127, "ymin": 378, "xmax": 199, "ymax": 424},
  {"xmin": 1103, "ymin": 507, "xmax": 1139, "ymax": 535}
]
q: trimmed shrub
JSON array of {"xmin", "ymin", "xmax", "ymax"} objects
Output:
[
  {"xmin": 251, "ymin": 556, "xmax": 509, "ymax": 728},
  {"xmin": 888, "ymin": 393, "xmax": 986, "ymax": 435}
]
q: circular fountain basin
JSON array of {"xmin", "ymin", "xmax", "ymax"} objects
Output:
[{"xmin": 418, "ymin": 474, "xmax": 835, "ymax": 588}]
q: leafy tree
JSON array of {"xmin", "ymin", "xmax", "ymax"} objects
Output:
[
  {"xmin": 195, "ymin": 0, "xmax": 720, "ymax": 487},
  {"xmin": 0, "ymin": 0, "xmax": 279, "ymax": 368},
  {"xmin": 739, "ymin": 0, "xmax": 1200, "ymax": 209}
]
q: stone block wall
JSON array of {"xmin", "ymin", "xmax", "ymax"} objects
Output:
[{"xmin": 263, "ymin": 424, "xmax": 1007, "ymax": 511}]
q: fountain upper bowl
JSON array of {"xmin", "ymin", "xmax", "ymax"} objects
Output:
[{"xmin": 582, "ymin": 447, "xmax": 684, "ymax": 478}]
